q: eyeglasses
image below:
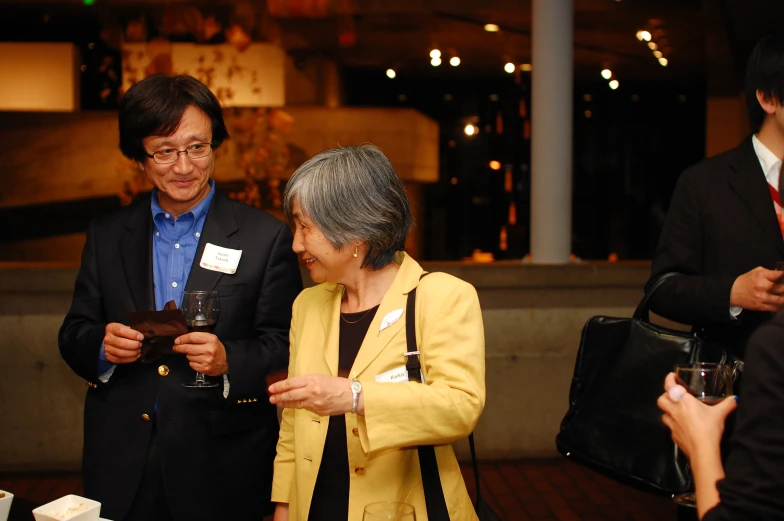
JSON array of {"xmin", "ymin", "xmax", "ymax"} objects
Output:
[{"xmin": 146, "ymin": 143, "xmax": 213, "ymax": 164}]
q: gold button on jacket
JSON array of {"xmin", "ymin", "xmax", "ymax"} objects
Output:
[{"xmin": 157, "ymin": 365, "xmax": 169, "ymax": 376}]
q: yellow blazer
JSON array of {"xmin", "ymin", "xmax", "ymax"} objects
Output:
[{"xmin": 271, "ymin": 253, "xmax": 485, "ymax": 520}]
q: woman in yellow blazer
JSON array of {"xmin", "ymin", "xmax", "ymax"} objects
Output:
[{"xmin": 268, "ymin": 144, "xmax": 486, "ymax": 521}]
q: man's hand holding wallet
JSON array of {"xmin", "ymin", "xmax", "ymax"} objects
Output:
[{"xmin": 121, "ymin": 300, "xmax": 189, "ymax": 364}]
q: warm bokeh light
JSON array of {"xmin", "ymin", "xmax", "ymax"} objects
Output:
[
  {"xmin": 489, "ymin": 160, "xmax": 502, "ymax": 170},
  {"xmin": 600, "ymin": 69, "xmax": 612, "ymax": 80},
  {"xmin": 450, "ymin": 56, "xmax": 460, "ymax": 66},
  {"xmin": 653, "ymin": 50, "xmax": 663, "ymax": 59},
  {"xmin": 648, "ymin": 42, "xmax": 657, "ymax": 50},
  {"xmin": 636, "ymin": 30, "xmax": 652, "ymax": 42},
  {"xmin": 464, "ymin": 124, "xmax": 477, "ymax": 136},
  {"xmin": 386, "ymin": 68, "xmax": 396, "ymax": 78},
  {"xmin": 484, "ymin": 24, "xmax": 500, "ymax": 32},
  {"xmin": 504, "ymin": 62, "xmax": 515, "ymax": 73},
  {"xmin": 520, "ymin": 63, "xmax": 532, "ymax": 72},
  {"xmin": 431, "ymin": 57, "xmax": 442, "ymax": 66},
  {"xmin": 609, "ymin": 79, "xmax": 620, "ymax": 90},
  {"xmin": 430, "ymin": 49, "xmax": 441, "ymax": 59},
  {"xmin": 658, "ymin": 57, "xmax": 668, "ymax": 67}
]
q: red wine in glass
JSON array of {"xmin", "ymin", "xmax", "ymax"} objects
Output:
[
  {"xmin": 181, "ymin": 291, "xmax": 220, "ymax": 389},
  {"xmin": 187, "ymin": 319, "xmax": 216, "ymax": 334}
]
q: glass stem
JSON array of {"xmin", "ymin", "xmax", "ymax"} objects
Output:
[{"xmin": 196, "ymin": 372, "xmax": 206, "ymax": 384}]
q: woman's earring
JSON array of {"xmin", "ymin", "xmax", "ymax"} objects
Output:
[{"xmin": 353, "ymin": 246, "xmax": 358, "ymax": 258}]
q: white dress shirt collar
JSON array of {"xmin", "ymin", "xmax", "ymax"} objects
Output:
[{"xmin": 752, "ymin": 134, "xmax": 782, "ymax": 189}]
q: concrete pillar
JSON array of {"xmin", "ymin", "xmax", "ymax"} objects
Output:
[
  {"xmin": 321, "ymin": 59, "xmax": 342, "ymax": 108},
  {"xmin": 530, "ymin": 0, "xmax": 573, "ymax": 263}
]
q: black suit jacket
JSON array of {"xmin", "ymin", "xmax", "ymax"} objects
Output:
[
  {"xmin": 647, "ymin": 137, "xmax": 784, "ymax": 358},
  {"xmin": 58, "ymin": 190, "xmax": 303, "ymax": 521}
]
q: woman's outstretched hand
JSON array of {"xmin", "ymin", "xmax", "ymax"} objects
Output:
[{"xmin": 269, "ymin": 374, "xmax": 359, "ymax": 416}]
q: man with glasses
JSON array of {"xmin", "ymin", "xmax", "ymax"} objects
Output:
[{"xmin": 58, "ymin": 74, "xmax": 303, "ymax": 521}]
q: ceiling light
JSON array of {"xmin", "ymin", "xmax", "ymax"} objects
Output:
[
  {"xmin": 450, "ymin": 56, "xmax": 460, "ymax": 66},
  {"xmin": 484, "ymin": 24, "xmax": 500, "ymax": 32},
  {"xmin": 653, "ymin": 50, "xmax": 663, "ymax": 59},
  {"xmin": 464, "ymin": 124, "xmax": 477, "ymax": 136},
  {"xmin": 658, "ymin": 57, "xmax": 668, "ymax": 66},
  {"xmin": 520, "ymin": 63, "xmax": 532, "ymax": 72},
  {"xmin": 430, "ymin": 49, "xmax": 441, "ymax": 59},
  {"xmin": 489, "ymin": 160, "xmax": 502, "ymax": 170},
  {"xmin": 609, "ymin": 79, "xmax": 619, "ymax": 90},
  {"xmin": 431, "ymin": 57, "xmax": 442, "ymax": 66},
  {"xmin": 648, "ymin": 42, "xmax": 657, "ymax": 50},
  {"xmin": 504, "ymin": 62, "xmax": 515, "ymax": 73},
  {"xmin": 640, "ymin": 31, "xmax": 651, "ymax": 42},
  {"xmin": 601, "ymin": 69, "xmax": 612, "ymax": 80},
  {"xmin": 386, "ymin": 69, "xmax": 396, "ymax": 79}
]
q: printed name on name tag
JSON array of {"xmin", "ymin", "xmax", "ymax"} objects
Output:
[{"xmin": 200, "ymin": 243, "xmax": 242, "ymax": 274}]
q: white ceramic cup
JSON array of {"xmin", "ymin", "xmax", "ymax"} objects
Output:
[{"xmin": 0, "ymin": 490, "xmax": 14, "ymax": 521}]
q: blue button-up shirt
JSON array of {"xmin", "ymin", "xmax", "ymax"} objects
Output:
[
  {"xmin": 98, "ymin": 181, "xmax": 214, "ymax": 378},
  {"xmin": 151, "ymin": 182, "xmax": 214, "ymax": 310}
]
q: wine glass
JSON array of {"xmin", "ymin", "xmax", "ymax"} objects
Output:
[
  {"xmin": 671, "ymin": 362, "xmax": 734, "ymax": 507},
  {"xmin": 362, "ymin": 501, "xmax": 416, "ymax": 521},
  {"xmin": 181, "ymin": 290, "xmax": 220, "ymax": 389}
]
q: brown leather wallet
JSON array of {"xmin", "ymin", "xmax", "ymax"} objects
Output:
[{"xmin": 126, "ymin": 300, "xmax": 188, "ymax": 363}]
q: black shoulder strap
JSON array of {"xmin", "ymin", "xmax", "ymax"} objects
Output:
[
  {"xmin": 406, "ymin": 272, "xmax": 450, "ymax": 521},
  {"xmin": 407, "ymin": 271, "xmax": 485, "ymax": 519},
  {"xmin": 404, "ymin": 272, "xmax": 429, "ymax": 383}
]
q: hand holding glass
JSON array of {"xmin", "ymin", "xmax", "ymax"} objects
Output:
[
  {"xmin": 671, "ymin": 362, "xmax": 733, "ymax": 507},
  {"xmin": 181, "ymin": 290, "xmax": 220, "ymax": 389}
]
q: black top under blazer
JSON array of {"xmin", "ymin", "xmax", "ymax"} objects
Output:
[
  {"xmin": 58, "ymin": 190, "xmax": 303, "ymax": 521},
  {"xmin": 647, "ymin": 137, "xmax": 784, "ymax": 358}
]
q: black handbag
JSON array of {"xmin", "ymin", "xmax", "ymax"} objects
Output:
[
  {"xmin": 405, "ymin": 274, "xmax": 503, "ymax": 521},
  {"xmin": 555, "ymin": 272, "xmax": 743, "ymax": 495}
]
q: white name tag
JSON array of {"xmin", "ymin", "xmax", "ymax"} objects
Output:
[
  {"xmin": 375, "ymin": 365, "xmax": 410, "ymax": 383},
  {"xmin": 375, "ymin": 365, "xmax": 424, "ymax": 384},
  {"xmin": 200, "ymin": 243, "xmax": 242, "ymax": 274}
]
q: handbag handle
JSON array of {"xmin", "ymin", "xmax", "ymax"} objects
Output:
[{"xmin": 632, "ymin": 272, "xmax": 682, "ymax": 322}]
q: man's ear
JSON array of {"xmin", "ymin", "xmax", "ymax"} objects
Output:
[
  {"xmin": 757, "ymin": 89, "xmax": 779, "ymax": 115},
  {"xmin": 136, "ymin": 160, "xmax": 146, "ymax": 172}
]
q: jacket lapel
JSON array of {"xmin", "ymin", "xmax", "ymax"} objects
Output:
[
  {"xmin": 350, "ymin": 253, "xmax": 423, "ymax": 379},
  {"xmin": 727, "ymin": 137, "xmax": 784, "ymax": 258},
  {"xmin": 120, "ymin": 197, "xmax": 155, "ymax": 311},
  {"xmin": 185, "ymin": 190, "xmax": 239, "ymax": 293},
  {"xmin": 320, "ymin": 286, "xmax": 343, "ymax": 376}
]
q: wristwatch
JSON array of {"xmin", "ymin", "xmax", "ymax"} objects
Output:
[{"xmin": 351, "ymin": 378, "xmax": 362, "ymax": 414}]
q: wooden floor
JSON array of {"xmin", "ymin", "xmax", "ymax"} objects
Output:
[{"xmin": 0, "ymin": 458, "xmax": 677, "ymax": 520}]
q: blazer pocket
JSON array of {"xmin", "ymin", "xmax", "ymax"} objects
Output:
[
  {"xmin": 210, "ymin": 405, "xmax": 264, "ymax": 437},
  {"xmin": 214, "ymin": 282, "xmax": 248, "ymax": 298}
]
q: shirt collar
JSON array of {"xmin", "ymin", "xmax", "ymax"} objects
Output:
[
  {"xmin": 752, "ymin": 134, "xmax": 782, "ymax": 188},
  {"xmin": 151, "ymin": 179, "xmax": 215, "ymax": 221}
]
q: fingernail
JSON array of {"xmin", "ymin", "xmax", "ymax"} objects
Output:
[{"xmin": 668, "ymin": 385, "xmax": 687, "ymax": 402}]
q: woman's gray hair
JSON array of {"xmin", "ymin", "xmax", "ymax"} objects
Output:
[{"xmin": 283, "ymin": 144, "xmax": 413, "ymax": 270}]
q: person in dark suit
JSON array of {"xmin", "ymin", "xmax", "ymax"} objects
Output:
[
  {"xmin": 647, "ymin": 33, "xmax": 784, "ymax": 360},
  {"xmin": 58, "ymin": 74, "xmax": 303, "ymax": 521}
]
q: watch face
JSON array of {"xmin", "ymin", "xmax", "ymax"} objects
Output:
[{"xmin": 352, "ymin": 380, "xmax": 362, "ymax": 393}]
